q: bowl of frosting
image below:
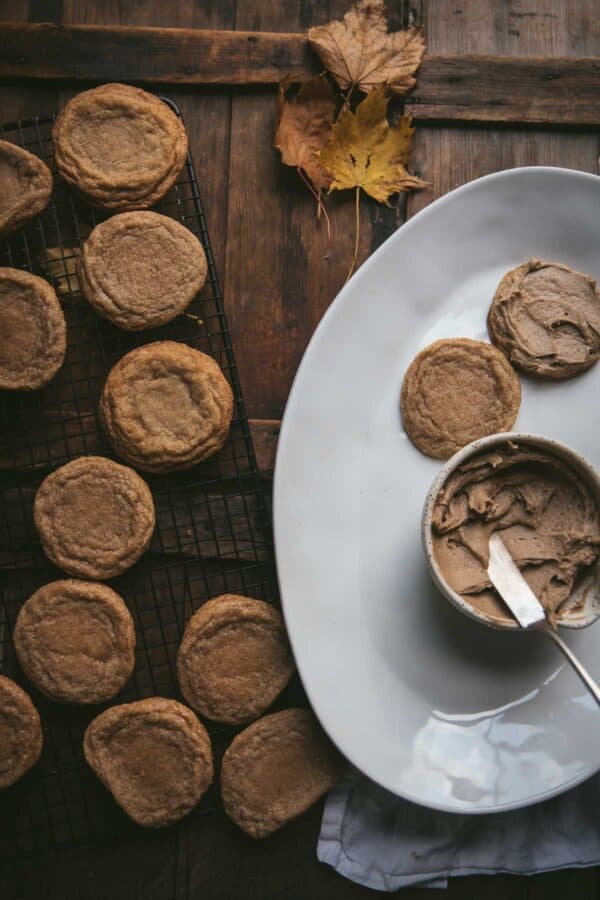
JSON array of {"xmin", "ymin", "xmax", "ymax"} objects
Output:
[{"xmin": 422, "ymin": 432, "xmax": 600, "ymax": 630}]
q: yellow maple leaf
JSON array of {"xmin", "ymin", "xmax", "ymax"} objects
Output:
[
  {"xmin": 308, "ymin": 0, "xmax": 425, "ymax": 96},
  {"xmin": 318, "ymin": 86, "xmax": 427, "ymax": 203}
]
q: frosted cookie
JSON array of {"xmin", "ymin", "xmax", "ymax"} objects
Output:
[{"xmin": 488, "ymin": 258, "xmax": 600, "ymax": 379}]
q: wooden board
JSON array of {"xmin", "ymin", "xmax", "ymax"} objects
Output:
[{"xmin": 2, "ymin": 22, "xmax": 600, "ymax": 125}]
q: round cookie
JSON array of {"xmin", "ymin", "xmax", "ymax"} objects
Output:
[
  {"xmin": 34, "ymin": 456, "xmax": 155, "ymax": 579},
  {"xmin": 14, "ymin": 580, "xmax": 136, "ymax": 704},
  {"xmin": 0, "ymin": 140, "xmax": 53, "ymax": 236},
  {"xmin": 53, "ymin": 83, "xmax": 188, "ymax": 211},
  {"xmin": 84, "ymin": 697, "xmax": 213, "ymax": 827},
  {"xmin": 177, "ymin": 595, "xmax": 295, "ymax": 724},
  {"xmin": 78, "ymin": 211, "xmax": 207, "ymax": 331},
  {"xmin": 0, "ymin": 675, "xmax": 43, "ymax": 789},
  {"xmin": 100, "ymin": 341, "xmax": 234, "ymax": 473},
  {"xmin": 400, "ymin": 338, "xmax": 521, "ymax": 459},
  {"xmin": 221, "ymin": 708, "xmax": 343, "ymax": 838},
  {"xmin": 0, "ymin": 268, "xmax": 66, "ymax": 390},
  {"xmin": 488, "ymin": 258, "xmax": 600, "ymax": 379}
]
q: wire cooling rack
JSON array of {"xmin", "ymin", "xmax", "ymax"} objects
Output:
[{"xmin": 0, "ymin": 99, "xmax": 279, "ymax": 860}]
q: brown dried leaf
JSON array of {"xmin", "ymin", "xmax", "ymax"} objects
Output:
[
  {"xmin": 319, "ymin": 86, "xmax": 427, "ymax": 203},
  {"xmin": 275, "ymin": 75, "xmax": 335, "ymax": 191},
  {"xmin": 308, "ymin": 0, "xmax": 425, "ymax": 95}
]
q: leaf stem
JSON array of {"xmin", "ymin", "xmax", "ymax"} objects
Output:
[
  {"xmin": 297, "ymin": 168, "xmax": 332, "ymax": 247},
  {"xmin": 339, "ymin": 81, "xmax": 357, "ymax": 116},
  {"xmin": 345, "ymin": 186, "xmax": 361, "ymax": 284}
]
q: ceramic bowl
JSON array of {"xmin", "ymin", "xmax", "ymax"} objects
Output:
[{"xmin": 422, "ymin": 431, "xmax": 600, "ymax": 630}]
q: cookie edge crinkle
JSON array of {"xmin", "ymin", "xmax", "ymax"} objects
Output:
[
  {"xmin": 400, "ymin": 337, "xmax": 521, "ymax": 459},
  {"xmin": 0, "ymin": 140, "xmax": 53, "ymax": 236},
  {"xmin": 99, "ymin": 341, "xmax": 234, "ymax": 473},
  {"xmin": 0, "ymin": 675, "xmax": 43, "ymax": 789},
  {"xmin": 83, "ymin": 697, "xmax": 213, "ymax": 827},
  {"xmin": 52, "ymin": 83, "xmax": 188, "ymax": 211},
  {"xmin": 177, "ymin": 594, "xmax": 296, "ymax": 724},
  {"xmin": 0, "ymin": 268, "xmax": 66, "ymax": 390},
  {"xmin": 33, "ymin": 455, "xmax": 156, "ymax": 579},
  {"xmin": 220, "ymin": 708, "xmax": 343, "ymax": 838},
  {"xmin": 13, "ymin": 579, "xmax": 136, "ymax": 704}
]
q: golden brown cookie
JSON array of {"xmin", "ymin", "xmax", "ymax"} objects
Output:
[
  {"xmin": 0, "ymin": 268, "xmax": 66, "ymax": 390},
  {"xmin": 488, "ymin": 258, "xmax": 600, "ymax": 379},
  {"xmin": 84, "ymin": 697, "xmax": 213, "ymax": 827},
  {"xmin": 34, "ymin": 456, "xmax": 155, "ymax": 579},
  {"xmin": 0, "ymin": 675, "xmax": 43, "ymax": 789},
  {"xmin": 14, "ymin": 580, "xmax": 136, "ymax": 704},
  {"xmin": 400, "ymin": 338, "xmax": 521, "ymax": 459},
  {"xmin": 78, "ymin": 211, "xmax": 207, "ymax": 331},
  {"xmin": 53, "ymin": 83, "xmax": 188, "ymax": 210},
  {"xmin": 221, "ymin": 708, "xmax": 343, "ymax": 838},
  {"xmin": 0, "ymin": 140, "xmax": 53, "ymax": 236},
  {"xmin": 100, "ymin": 341, "xmax": 234, "ymax": 473},
  {"xmin": 177, "ymin": 595, "xmax": 295, "ymax": 724}
]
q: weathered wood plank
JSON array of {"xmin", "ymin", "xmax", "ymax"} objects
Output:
[
  {"xmin": 408, "ymin": 54, "xmax": 600, "ymax": 125},
  {"xmin": 0, "ymin": 22, "xmax": 315, "ymax": 85},
  {"xmin": 407, "ymin": 0, "xmax": 600, "ymax": 220},
  {"xmin": 1, "ymin": 23, "xmax": 600, "ymax": 125},
  {"xmin": 223, "ymin": 2, "xmax": 377, "ymax": 420}
]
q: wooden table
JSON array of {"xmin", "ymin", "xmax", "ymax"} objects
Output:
[{"xmin": 1, "ymin": 1, "xmax": 599, "ymax": 897}]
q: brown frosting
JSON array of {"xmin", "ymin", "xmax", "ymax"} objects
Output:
[
  {"xmin": 432, "ymin": 442, "xmax": 600, "ymax": 625},
  {"xmin": 488, "ymin": 259, "xmax": 600, "ymax": 379}
]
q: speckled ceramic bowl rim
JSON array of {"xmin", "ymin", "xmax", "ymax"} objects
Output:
[{"xmin": 422, "ymin": 431, "xmax": 600, "ymax": 631}]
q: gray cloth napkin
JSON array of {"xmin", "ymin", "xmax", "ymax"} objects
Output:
[{"xmin": 317, "ymin": 768, "xmax": 600, "ymax": 891}]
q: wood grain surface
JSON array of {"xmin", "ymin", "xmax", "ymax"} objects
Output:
[
  {"xmin": 0, "ymin": 0, "xmax": 599, "ymax": 898},
  {"xmin": 2, "ymin": 23, "xmax": 600, "ymax": 126}
]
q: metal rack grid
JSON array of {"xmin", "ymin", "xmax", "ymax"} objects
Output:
[{"xmin": 0, "ymin": 99, "xmax": 279, "ymax": 860}]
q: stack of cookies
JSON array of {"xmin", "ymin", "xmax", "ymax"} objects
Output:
[{"xmin": 2, "ymin": 83, "xmax": 341, "ymax": 840}]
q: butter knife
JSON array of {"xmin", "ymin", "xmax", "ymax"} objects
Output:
[{"xmin": 488, "ymin": 532, "xmax": 600, "ymax": 706}]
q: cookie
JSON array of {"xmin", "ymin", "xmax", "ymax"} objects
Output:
[
  {"xmin": 488, "ymin": 258, "xmax": 600, "ymax": 379},
  {"xmin": 400, "ymin": 338, "xmax": 521, "ymax": 459},
  {"xmin": 53, "ymin": 83, "xmax": 188, "ymax": 211},
  {"xmin": 78, "ymin": 211, "xmax": 207, "ymax": 331},
  {"xmin": 100, "ymin": 342, "xmax": 234, "ymax": 473},
  {"xmin": 14, "ymin": 580, "xmax": 135, "ymax": 704},
  {"xmin": 0, "ymin": 675, "xmax": 43, "ymax": 789},
  {"xmin": 0, "ymin": 140, "xmax": 53, "ymax": 236},
  {"xmin": 0, "ymin": 268, "xmax": 66, "ymax": 390},
  {"xmin": 221, "ymin": 708, "xmax": 343, "ymax": 838},
  {"xmin": 34, "ymin": 456, "xmax": 155, "ymax": 579},
  {"xmin": 177, "ymin": 595, "xmax": 295, "ymax": 725},
  {"xmin": 84, "ymin": 697, "xmax": 213, "ymax": 827}
]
